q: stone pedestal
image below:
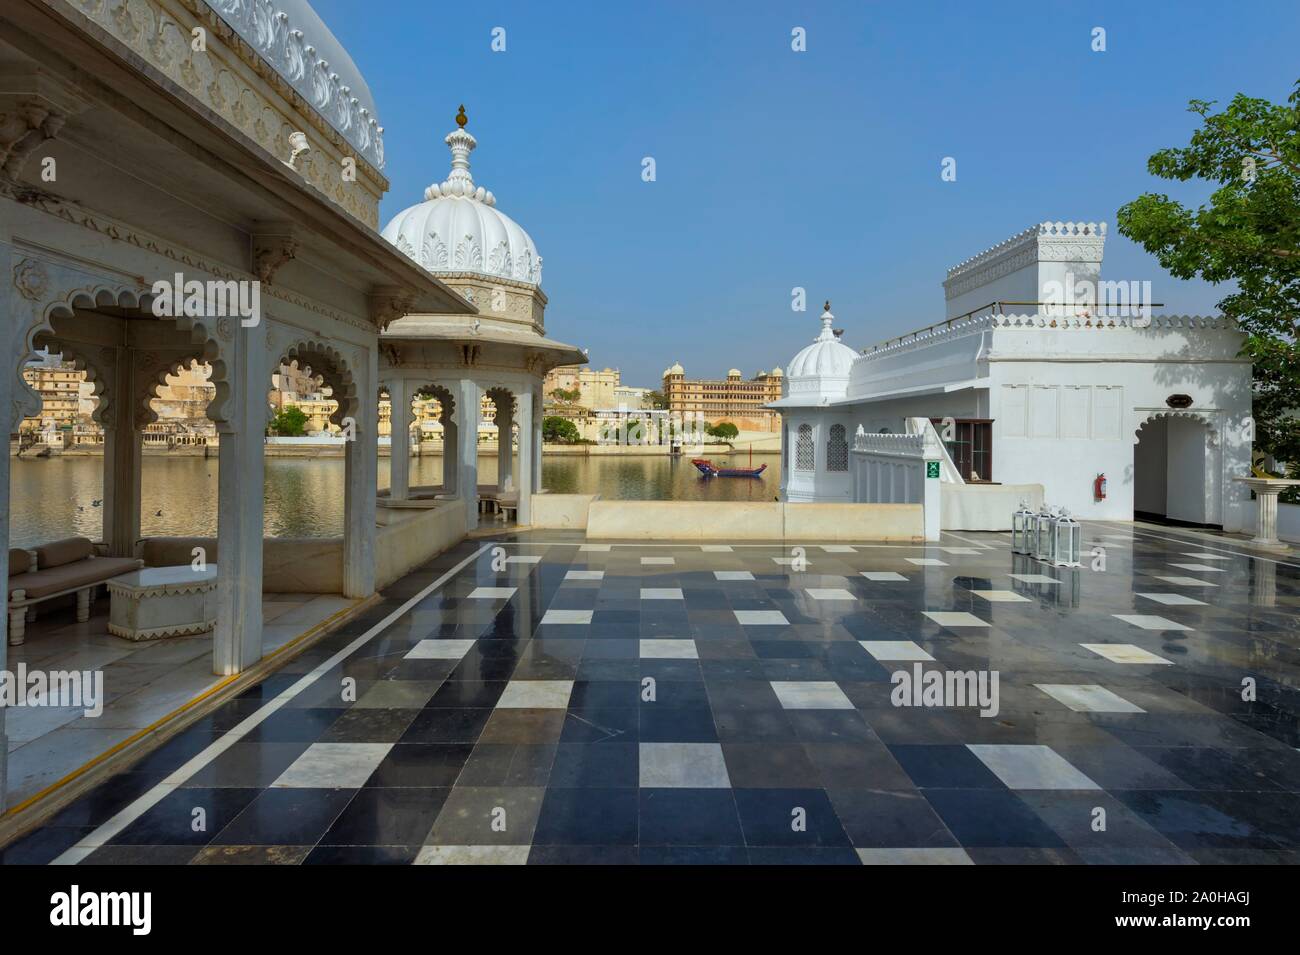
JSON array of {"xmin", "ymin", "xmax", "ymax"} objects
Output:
[{"xmin": 1233, "ymin": 476, "xmax": 1300, "ymax": 550}]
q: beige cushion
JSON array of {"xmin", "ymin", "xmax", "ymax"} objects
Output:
[
  {"xmin": 35, "ymin": 536, "xmax": 94, "ymax": 569},
  {"xmin": 9, "ymin": 557, "xmax": 142, "ymax": 600},
  {"xmin": 9, "ymin": 549, "xmax": 30, "ymax": 576}
]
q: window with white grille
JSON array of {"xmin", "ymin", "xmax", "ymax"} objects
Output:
[
  {"xmin": 827, "ymin": 424, "xmax": 848, "ymax": 471},
  {"xmin": 795, "ymin": 424, "xmax": 814, "ymax": 471}
]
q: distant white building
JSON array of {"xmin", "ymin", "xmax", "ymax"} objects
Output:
[{"xmin": 773, "ymin": 221, "xmax": 1254, "ymax": 533}]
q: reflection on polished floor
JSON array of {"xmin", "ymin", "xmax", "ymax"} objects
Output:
[
  {"xmin": 5, "ymin": 526, "xmax": 1300, "ymax": 865},
  {"xmin": 3, "ymin": 594, "xmax": 359, "ymax": 808}
]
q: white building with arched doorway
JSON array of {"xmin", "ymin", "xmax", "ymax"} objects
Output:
[{"xmin": 772, "ymin": 221, "xmax": 1254, "ymax": 533}]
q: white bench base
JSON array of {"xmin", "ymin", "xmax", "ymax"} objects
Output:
[{"xmin": 107, "ymin": 565, "xmax": 218, "ymax": 642}]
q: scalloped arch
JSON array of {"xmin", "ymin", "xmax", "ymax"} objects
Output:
[
  {"xmin": 22, "ymin": 282, "xmax": 231, "ymax": 425},
  {"xmin": 1133, "ymin": 408, "xmax": 1221, "ymax": 445},
  {"xmin": 25, "ymin": 337, "xmax": 111, "ymax": 427},
  {"xmin": 276, "ymin": 339, "xmax": 358, "ymax": 425},
  {"xmin": 140, "ymin": 356, "xmax": 213, "ymax": 428}
]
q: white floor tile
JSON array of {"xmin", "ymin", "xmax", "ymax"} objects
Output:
[
  {"xmin": 540, "ymin": 609, "xmax": 593, "ymax": 625},
  {"xmin": 906, "ymin": 558, "xmax": 948, "ymax": 566},
  {"xmin": 496, "ymin": 680, "xmax": 574, "ymax": 709},
  {"xmin": 714, "ymin": 571, "xmax": 754, "ymax": 581},
  {"xmin": 805, "ymin": 588, "xmax": 855, "ymax": 600},
  {"xmin": 565, "ymin": 570, "xmax": 605, "ymax": 581},
  {"xmin": 939, "ymin": 547, "xmax": 981, "ymax": 555},
  {"xmin": 923, "ymin": 611, "xmax": 989, "ymax": 628},
  {"xmin": 856, "ymin": 848, "xmax": 974, "ymax": 865},
  {"xmin": 641, "ymin": 588, "xmax": 684, "ymax": 600},
  {"xmin": 641, "ymin": 557, "xmax": 676, "ymax": 565},
  {"xmin": 770, "ymin": 681, "xmax": 854, "ymax": 710},
  {"xmin": 820, "ymin": 545, "xmax": 856, "ymax": 553},
  {"xmin": 468, "ymin": 587, "xmax": 516, "ymax": 600},
  {"xmin": 859, "ymin": 640, "xmax": 934, "ymax": 661},
  {"xmin": 414, "ymin": 845, "xmax": 531, "ymax": 865},
  {"xmin": 1181, "ymin": 553, "xmax": 1231, "ymax": 561},
  {"xmin": 1169, "ymin": 563, "xmax": 1225, "ymax": 573},
  {"xmin": 580, "ymin": 544, "xmax": 612, "ymax": 552},
  {"xmin": 861, "ymin": 572, "xmax": 908, "ymax": 582},
  {"xmin": 272, "ymin": 743, "xmax": 392, "ymax": 788},
  {"xmin": 1150, "ymin": 575, "xmax": 1218, "ymax": 587},
  {"xmin": 970, "ymin": 590, "xmax": 1031, "ymax": 603},
  {"xmin": 405, "ymin": 639, "xmax": 475, "ymax": 660},
  {"xmin": 1136, "ymin": 593, "xmax": 1206, "ymax": 606},
  {"xmin": 733, "ymin": 610, "xmax": 788, "ymax": 626},
  {"xmin": 1081, "ymin": 643, "xmax": 1174, "ymax": 665},
  {"xmin": 772, "ymin": 557, "xmax": 809, "ymax": 566},
  {"xmin": 505, "ymin": 556, "xmax": 541, "ymax": 565},
  {"xmin": 640, "ymin": 639, "xmax": 699, "ymax": 659},
  {"xmin": 1113, "ymin": 614, "xmax": 1192, "ymax": 631},
  {"xmin": 1034, "ymin": 684, "xmax": 1145, "ymax": 713},
  {"xmin": 700, "ymin": 545, "xmax": 733, "ymax": 552},
  {"xmin": 967, "ymin": 744, "xmax": 1100, "ymax": 790},
  {"xmin": 639, "ymin": 742, "xmax": 731, "ymax": 788},
  {"xmin": 1008, "ymin": 574, "xmax": 1059, "ymax": 584}
]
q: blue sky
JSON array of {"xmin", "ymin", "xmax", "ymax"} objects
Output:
[{"xmin": 314, "ymin": 0, "xmax": 1299, "ymax": 387}]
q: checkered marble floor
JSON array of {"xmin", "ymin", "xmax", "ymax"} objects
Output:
[{"xmin": 7, "ymin": 528, "xmax": 1300, "ymax": 866}]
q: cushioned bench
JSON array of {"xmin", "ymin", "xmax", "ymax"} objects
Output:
[{"xmin": 8, "ymin": 537, "xmax": 143, "ymax": 645}]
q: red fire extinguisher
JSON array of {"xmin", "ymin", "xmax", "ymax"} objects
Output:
[{"xmin": 1094, "ymin": 473, "xmax": 1107, "ymax": 501}]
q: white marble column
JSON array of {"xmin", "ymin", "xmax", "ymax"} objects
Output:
[
  {"xmin": 441, "ymin": 396, "xmax": 458, "ymax": 497},
  {"xmin": 213, "ymin": 327, "xmax": 267, "ymax": 675},
  {"xmin": 0, "ymin": 255, "xmax": 15, "ymax": 807},
  {"xmin": 343, "ymin": 348, "xmax": 378, "ymax": 598},
  {"xmin": 496, "ymin": 400, "xmax": 514, "ymax": 493},
  {"xmin": 387, "ymin": 377, "xmax": 411, "ymax": 502},
  {"xmin": 458, "ymin": 379, "xmax": 481, "ymax": 530},
  {"xmin": 517, "ymin": 390, "xmax": 533, "ymax": 525},
  {"xmin": 1256, "ymin": 488, "xmax": 1280, "ymax": 544},
  {"xmin": 101, "ymin": 346, "xmax": 142, "ymax": 558},
  {"xmin": 532, "ymin": 387, "xmax": 543, "ymax": 493}
]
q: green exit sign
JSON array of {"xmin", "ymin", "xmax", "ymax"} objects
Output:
[{"xmin": 926, "ymin": 461, "xmax": 941, "ymax": 479}]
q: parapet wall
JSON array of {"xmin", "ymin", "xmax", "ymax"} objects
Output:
[
  {"xmin": 136, "ymin": 501, "xmax": 467, "ymax": 593},
  {"xmin": 586, "ymin": 501, "xmax": 923, "ymax": 541}
]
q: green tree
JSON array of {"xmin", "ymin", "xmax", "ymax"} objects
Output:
[
  {"xmin": 1117, "ymin": 79, "xmax": 1300, "ymax": 472},
  {"xmin": 707, "ymin": 421, "xmax": 739, "ymax": 441},
  {"xmin": 543, "ymin": 415, "xmax": 580, "ymax": 443},
  {"xmin": 645, "ymin": 390, "xmax": 669, "ymax": 410},
  {"xmin": 550, "ymin": 387, "xmax": 582, "ymax": 404},
  {"xmin": 269, "ymin": 405, "xmax": 309, "ymax": 436}
]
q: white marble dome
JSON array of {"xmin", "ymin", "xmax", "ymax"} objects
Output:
[
  {"xmin": 382, "ymin": 109, "xmax": 542, "ymax": 286},
  {"xmin": 786, "ymin": 304, "xmax": 857, "ymax": 398}
]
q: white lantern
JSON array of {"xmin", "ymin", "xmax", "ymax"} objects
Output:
[
  {"xmin": 1033, "ymin": 507, "xmax": 1057, "ymax": 563},
  {"xmin": 1011, "ymin": 500, "xmax": 1036, "ymax": 554},
  {"xmin": 1052, "ymin": 509, "xmax": 1082, "ymax": 567}
]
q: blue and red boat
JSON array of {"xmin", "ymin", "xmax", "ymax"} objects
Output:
[{"xmin": 691, "ymin": 457, "xmax": 767, "ymax": 478}]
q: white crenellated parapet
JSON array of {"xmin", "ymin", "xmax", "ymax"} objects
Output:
[
  {"xmin": 849, "ymin": 423, "xmax": 942, "ymax": 540},
  {"xmin": 942, "ymin": 219, "xmax": 1108, "ymax": 315},
  {"xmin": 946, "ymin": 221, "xmax": 1107, "ymax": 280},
  {"xmin": 858, "ymin": 312, "xmax": 1237, "ymax": 364}
]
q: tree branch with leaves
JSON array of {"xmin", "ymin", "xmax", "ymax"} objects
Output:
[{"xmin": 1117, "ymin": 79, "xmax": 1300, "ymax": 473}]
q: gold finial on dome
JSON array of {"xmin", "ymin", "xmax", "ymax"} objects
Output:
[
  {"xmin": 824, "ymin": 300, "xmax": 831, "ymax": 312},
  {"xmin": 455, "ymin": 105, "xmax": 468, "ymax": 128}
]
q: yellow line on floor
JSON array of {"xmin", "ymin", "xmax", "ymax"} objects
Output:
[{"xmin": 3, "ymin": 600, "xmax": 360, "ymax": 819}]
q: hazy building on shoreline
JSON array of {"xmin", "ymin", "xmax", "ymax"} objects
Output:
[{"xmin": 661, "ymin": 362, "xmax": 783, "ymax": 433}]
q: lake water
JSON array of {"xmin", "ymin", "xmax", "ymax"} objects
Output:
[{"xmin": 8, "ymin": 451, "xmax": 781, "ymax": 546}]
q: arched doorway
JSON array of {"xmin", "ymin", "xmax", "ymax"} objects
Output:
[{"xmin": 1133, "ymin": 411, "xmax": 1221, "ymax": 528}]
